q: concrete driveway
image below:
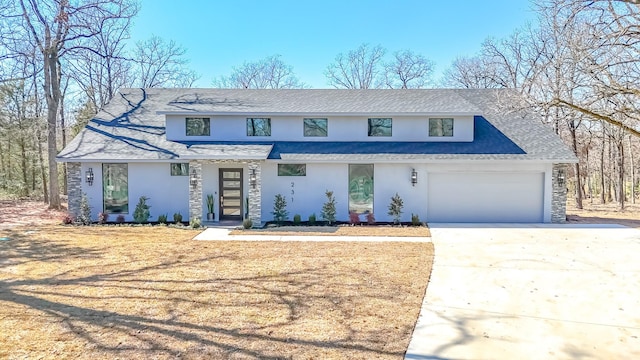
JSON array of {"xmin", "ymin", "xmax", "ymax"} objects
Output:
[{"xmin": 405, "ymin": 224, "xmax": 640, "ymax": 359}]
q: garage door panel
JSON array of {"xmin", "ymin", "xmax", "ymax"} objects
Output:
[{"xmin": 427, "ymin": 172, "xmax": 544, "ymax": 223}]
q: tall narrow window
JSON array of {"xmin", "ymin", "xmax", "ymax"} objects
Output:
[
  {"xmin": 349, "ymin": 164, "xmax": 374, "ymax": 214},
  {"xmin": 304, "ymin": 118, "xmax": 328, "ymax": 137},
  {"xmin": 103, "ymin": 163, "xmax": 128, "ymax": 213},
  {"xmin": 429, "ymin": 118, "xmax": 454, "ymax": 137},
  {"xmin": 186, "ymin": 117, "xmax": 210, "ymax": 136},
  {"xmin": 368, "ymin": 118, "xmax": 392, "ymax": 136},
  {"xmin": 247, "ymin": 118, "xmax": 271, "ymax": 136}
]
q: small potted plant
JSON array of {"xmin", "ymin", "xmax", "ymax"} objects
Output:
[{"xmin": 206, "ymin": 194, "xmax": 215, "ymax": 221}]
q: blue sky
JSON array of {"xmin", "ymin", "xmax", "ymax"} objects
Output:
[{"xmin": 129, "ymin": 0, "xmax": 536, "ymax": 88}]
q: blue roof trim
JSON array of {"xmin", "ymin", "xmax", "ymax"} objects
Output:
[{"xmin": 177, "ymin": 116, "xmax": 525, "ymax": 159}]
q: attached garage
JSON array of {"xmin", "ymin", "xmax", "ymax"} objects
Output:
[{"xmin": 427, "ymin": 172, "xmax": 545, "ymax": 222}]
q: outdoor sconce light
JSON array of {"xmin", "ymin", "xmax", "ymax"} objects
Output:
[
  {"xmin": 249, "ymin": 169, "xmax": 257, "ymax": 189},
  {"xmin": 557, "ymin": 168, "xmax": 565, "ymax": 187},
  {"xmin": 190, "ymin": 168, "xmax": 198, "ymax": 188},
  {"xmin": 411, "ymin": 168, "xmax": 418, "ymax": 186},
  {"xmin": 85, "ymin": 168, "xmax": 94, "ymax": 186}
]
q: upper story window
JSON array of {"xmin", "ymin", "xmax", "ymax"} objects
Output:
[
  {"xmin": 170, "ymin": 163, "xmax": 189, "ymax": 176},
  {"xmin": 186, "ymin": 117, "xmax": 210, "ymax": 136},
  {"xmin": 247, "ymin": 118, "xmax": 271, "ymax": 136},
  {"xmin": 368, "ymin": 118, "xmax": 392, "ymax": 137},
  {"xmin": 304, "ymin": 118, "xmax": 328, "ymax": 137},
  {"xmin": 429, "ymin": 118, "xmax": 454, "ymax": 137}
]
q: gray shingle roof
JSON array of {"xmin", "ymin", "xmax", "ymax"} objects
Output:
[{"xmin": 57, "ymin": 88, "xmax": 577, "ymax": 162}]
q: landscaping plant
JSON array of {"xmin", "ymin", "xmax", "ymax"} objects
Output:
[
  {"xmin": 272, "ymin": 193, "xmax": 289, "ymax": 224},
  {"xmin": 321, "ymin": 190, "xmax": 337, "ymax": 225},
  {"xmin": 308, "ymin": 213, "xmax": 317, "ymax": 225},
  {"xmin": 158, "ymin": 214, "xmax": 168, "ymax": 224},
  {"xmin": 97, "ymin": 212, "xmax": 109, "ymax": 225},
  {"xmin": 366, "ymin": 212, "xmax": 376, "ymax": 225},
  {"xmin": 293, "ymin": 214, "xmax": 301, "ymax": 225},
  {"xmin": 411, "ymin": 213, "xmax": 421, "ymax": 226},
  {"xmin": 349, "ymin": 211, "xmax": 361, "ymax": 225},
  {"xmin": 116, "ymin": 214, "xmax": 125, "ymax": 224},
  {"xmin": 206, "ymin": 194, "xmax": 215, "ymax": 214},
  {"xmin": 243, "ymin": 218, "xmax": 253, "ymax": 229},
  {"xmin": 77, "ymin": 193, "xmax": 92, "ymax": 225},
  {"xmin": 388, "ymin": 193, "xmax": 404, "ymax": 225},
  {"xmin": 133, "ymin": 196, "xmax": 151, "ymax": 224},
  {"xmin": 190, "ymin": 217, "xmax": 201, "ymax": 229},
  {"xmin": 173, "ymin": 212, "xmax": 183, "ymax": 223}
]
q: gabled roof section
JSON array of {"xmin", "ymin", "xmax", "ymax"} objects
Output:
[
  {"xmin": 155, "ymin": 88, "xmax": 482, "ymax": 115},
  {"xmin": 57, "ymin": 88, "xmax": 577, "ymax": 163}
]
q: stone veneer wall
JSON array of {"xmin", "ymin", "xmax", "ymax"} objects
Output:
[
  {"xmin": 551, "ymin": 164, "xmax": 568, "ymax": 223},
  {"xmin": 67, "ymin": 162, "xmax": 82, "ymax": 217},
  {"xmin": 247, "ymin": 161, "xmax": 262, "ymax": 227},
  {"xmin": 188, "ymin": 161, "xmax": 202, "ymax": 224}
]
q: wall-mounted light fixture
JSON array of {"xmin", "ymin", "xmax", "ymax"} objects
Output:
[
  {"xmin": 557, "ymin": 168, "xmax": 565, "ymax": 187},
  {"xmin": 249, "ymin": 169, "xmax": 257, "ymax": 189},
  {"xmin": 411, "ymin": 168, "xmax": 418, "ymax": 186},
  {"xmin": 190, "ymin": 168, "xmax": 198, "ymax": 188},
  {"xmin": 85, "ymin": 168, "xmax": 94, "ymax": 186}
]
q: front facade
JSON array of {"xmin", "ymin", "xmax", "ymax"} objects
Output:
[{"xmin": 58, "ymin": 88, "xmax": 576, "ymax": 225}]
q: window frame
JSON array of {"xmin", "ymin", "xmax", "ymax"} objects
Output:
[
  {"xmin": 278, "ymin": 164, "xmax": 306, "ymax": 176},
  {"xmin": 429, "ymin": 118, "xmax": 454, "ymax": 137},
  {"xmin": 170, "ymin": 163, "xmax": 189, "ymax": 176},
  {"xmin": 246, "ymin": 118, "xmax": 272, "ymax": 136},
  {"xmin": 103, "ymin": 163, "xmax": 129, "ymax": 214},
  {"xmin": 368, "ymin": 118, "xmax": 392, "ymax": 137},
  {"xmin": 185, "ymin": 117, "xmax": 210, "ymax": 136},
  {"xmin": 303, "ymin": 118, "xmax": 328, "ymax": 137}
]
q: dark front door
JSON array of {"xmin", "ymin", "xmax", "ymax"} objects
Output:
[{"xmin": 219, "ymin": 169, "xmax": 243, "ymax": 220}]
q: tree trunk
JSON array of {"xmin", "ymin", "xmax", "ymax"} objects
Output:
[
  {"xmin": 629, "ymin": 135, "xmax": 635, "ymax": 204},
  {"xmin": 60, "ymin": 87, "xmax": 67, "ymax": 195},
  {"xmin": 618, "ymin": 139, "xmax": 625, "ymax": 210},
  {"xmin": 38, "ymin": 122, "xmax": 48, "ymax": 203},
  {"xmin": 45, "ymin": 49, "xmax": 61, "ymax": 209},
  {"xmin": 600, "ymin": 135, "xmax": 606, "ymax": 204},
  {"xmin": 569, "ymin": 122, "xmax": 583, "ymax": 209}
]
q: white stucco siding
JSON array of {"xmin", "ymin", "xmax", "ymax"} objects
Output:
[
  {"xmin": 78, "ymin": 162, "xmax": 189, "ymax": 222},
  {"xmin": 166, "ymin": 115, "xmax": 474, "ymax": 142},
  {"xmin": 260, "ymin": 162, "xmax": 428, "ymax": 223},
  {"xmin": 426, "ymin": 167, "xmax": 547, "ymax": 223}
]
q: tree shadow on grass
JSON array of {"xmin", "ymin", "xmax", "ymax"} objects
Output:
[{"xmin": 0, "ymin": 236, "xmax": 428, "ymax": 359}]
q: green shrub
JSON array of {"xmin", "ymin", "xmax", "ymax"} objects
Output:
[
  {"xmin": 243, "ymin": 218, "xmax": 253, "ymax": 229},
  {"xmin": 190, "ymin": 217, "xmax": 201, "ymax": 228},
  {"xmin": 293, "ymin": 214, "xmax": 301, "ymax": 225},
  {"xmin": 133, "ymin": 196, "xmax": 151, "ymax": 224},
  {"xmin": 173, "ymin": 212, "xmax": 183, "ymax": 223},
  {"xmin": 388, "ymin": 193, "xmax": 404, "ymax": 225},
  {"xmin": 77, "ymin": 193, "xmax": 92, "ymax": 225},
  {"xmin": 321, "ymin": 190, "xmax": 337, "ymax": 225},
  {"xmin": 308, "ymin": 213, "xmax": 317, "ymax": 225},
  {"xmin": 158, "ymin": 213, "xmax": 168, "ymax": 224},
  {"xmin": 411, "ymin": 213, "xmax": 421, "ymax": 226},
  {"xmin": 272, "ymin": 193, "xmax": 289, "ymax": 224},
  {"xmin": 97, "ymin": 212, "xmax": 108, "ymax": 224}
]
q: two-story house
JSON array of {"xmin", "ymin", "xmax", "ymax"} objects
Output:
[{"xmin": 57, "ymin": 88, "xmax": 577, "ymax": 225}]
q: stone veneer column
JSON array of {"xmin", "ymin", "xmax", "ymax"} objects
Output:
[
  {"xmin": 67, "ymin": 162, "xmax": 82, "ymax": 217},
  {"xmin": 247, "ymin": 161, "xmax": 262, "ymax": 227},
  {"xmin": 551, "ymin": 164, "xmax": 568, "ymax": 223},
  {"xmin": 188, "ymin": 161, "xmax": 203, "ymax": 224}
]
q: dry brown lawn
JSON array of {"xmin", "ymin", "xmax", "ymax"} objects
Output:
[
  {"xmin": 0, "ymin": 224, "xmax": 433, "ymax": 359},
  {"xmin": 566, "ymin": 201, "xmax": 640, "ymax": 228},
  {"xmin": 230, "ymin": 225, "xmax": 431, "ymax": 237}
]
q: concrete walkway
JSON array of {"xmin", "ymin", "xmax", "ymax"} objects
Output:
[
  {"xmin": 193, "ymin": 227, "xmax": 430, "ymax": 242},
  {"xmin": 405, "ymin": 224, "xmax": 640, "ymax": 359}
]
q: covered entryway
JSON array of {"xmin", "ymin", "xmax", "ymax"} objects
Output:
[
  {"xmin": 427, "ymin": 172, "xmax": 544, "ymax": 222},
  {"xmin": 219, "ymin": 168, "xmax": 243, "ymax": 221}
]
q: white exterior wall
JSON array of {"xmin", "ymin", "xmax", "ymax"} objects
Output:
[
  {"xmin": 166, "ymin": 115, "xmax": 474, "ymax": 142},
  {"xmin": 78, "ymin": 162, "xmax": 189, "ymax": 222},
  {"xmin": 261, "ymin": 162, "xmax": 428, "ymax": 223}
]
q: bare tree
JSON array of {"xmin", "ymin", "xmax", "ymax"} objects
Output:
[
  {"xmin": 381, "ymin": 50, "xmax": 434, "ymax": 89},
  {"xmin": 0, "ymin": 0, "xmax": 138, "ymax": 208},
  {"xmin": 132, "ymin": 35, "xmax": 199, "ymax": 88},
  {"xmin": 213, "ymin": 55, "xmax": 306, "ymax": 89},
  {"xmin": 325, "ymin": 44, "xmax": 386, "ymax": 89}
]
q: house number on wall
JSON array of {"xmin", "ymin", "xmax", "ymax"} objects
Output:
[{"xmin": 290, "ymin": 182, "xmax": 295, "ymax": 203}]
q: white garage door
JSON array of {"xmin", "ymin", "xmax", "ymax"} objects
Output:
[{"xmin": 427, "ymin": 172, "xmax": 544, "ymax": 222}]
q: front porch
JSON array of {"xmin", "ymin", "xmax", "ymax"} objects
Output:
[{"xmin": 188, "ymin": 160, "xmax": 263, "ymax": 227}]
